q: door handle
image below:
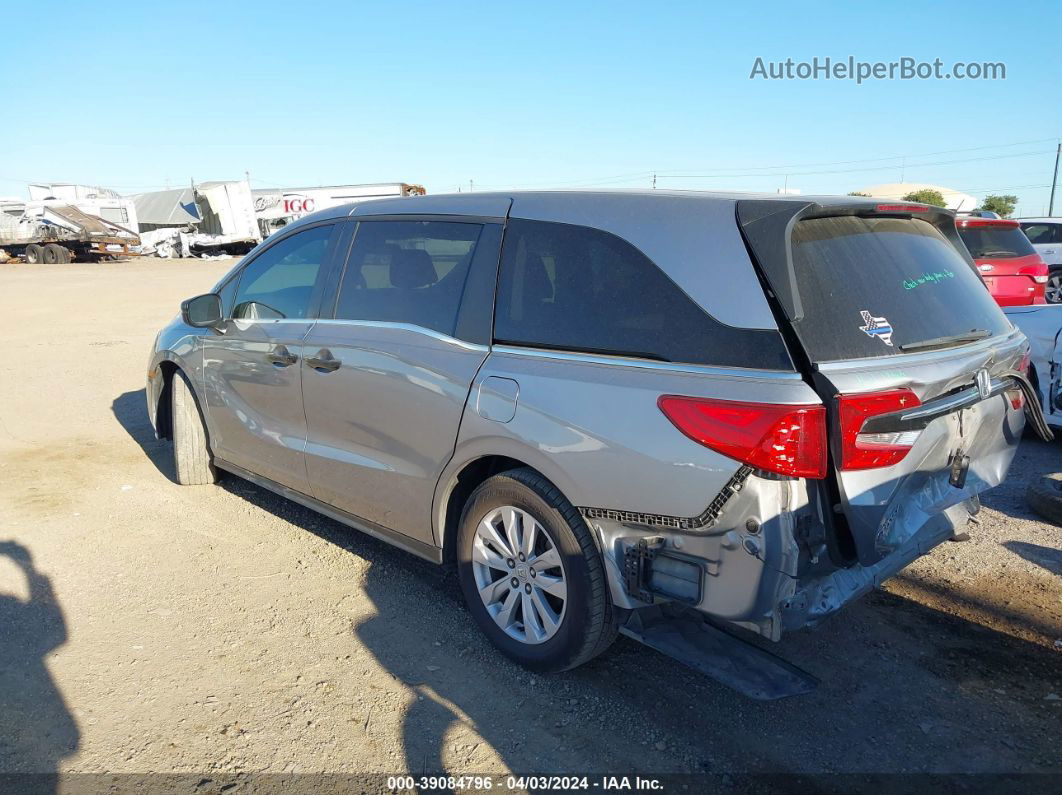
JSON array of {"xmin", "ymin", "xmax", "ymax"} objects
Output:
[
  {"xmin": 267, "ymin": 345, "xmax": 298, "ymax": 367},
  {"xmin": 305, "ymin": 349, "xmax": 341, "ymax": 373}
]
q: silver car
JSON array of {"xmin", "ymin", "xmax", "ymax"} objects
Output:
[{"xmin": 147, "ymin": 191, "xmax": 1047, "ymax": 696}]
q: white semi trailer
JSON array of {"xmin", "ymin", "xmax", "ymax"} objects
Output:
[{"xmin": 252, "ymin": 182, "xmax": 425, "ymax": 237}]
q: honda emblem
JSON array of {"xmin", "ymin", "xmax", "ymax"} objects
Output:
[{"xmin": 975, "ymin": 368, "xmax": 991, "ymax": 400}]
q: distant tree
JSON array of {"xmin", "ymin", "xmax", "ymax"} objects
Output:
[
  {"xmin": 901, "ymin": 189, "xmax": 947, "ymax": 207},
  {"xmin": 847, "ymin": 191, "xmax": 871, "ymax": 197},
  {"xmin": 979, "ymin": 194, "xmax": 1018, "ymax": 218}
]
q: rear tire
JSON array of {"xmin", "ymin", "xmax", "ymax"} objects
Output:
[
  {"xmin": 456, "ymin": 467, "xmax": 617, "ymax": 672},
  {"xmin": 171, "ymin": 369, "xmax": 217, "ymax": 486},
  {"xmin": 42, "ymin": 243, "xmax": 69, "ymax": 264},
  {"xmin": 24, "ymin": 244, "xmax": 43, "ymax": 264}
]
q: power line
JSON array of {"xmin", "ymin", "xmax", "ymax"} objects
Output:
[
  {"xmin": 473, "ymin": 170, "xmax": 654, "ymax": 190},
  {"xmin": 2, "ymin": 135, "xmax": 1058, "ymax": 195},
  {"xmin": 476, "ymin": 136, "xmax": 1061, "ymax": 190},
  {"xmin": 654, "ymin": 149, "xmax": 1056, "ymax": 181},
  {"xmin": 650, "ymin": 136, "xmax": 1060, "ymax": 175}
]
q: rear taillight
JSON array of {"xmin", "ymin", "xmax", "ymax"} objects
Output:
[
  {"xmin": 838, "ymin": 389, "xmax": 922, "ymax": 470},
  {"xmin": 1009, "ymin": 352, "xmax": 1032, "ymax": 410},
  {"xmin": 658, "ymin": 396, "xmax": 827, "ymax": 479},
  {"xmin": 1018, "ymin": 262, "xmax": 1050, "ymax": 284},
  {"xmin": 1020, "ymin": 350, "xmax": 1032, "ymax": 374}
]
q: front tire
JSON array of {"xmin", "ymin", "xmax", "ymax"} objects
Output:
[
  {"xmin": 170, "ymin": 370, "xmax": 217, "ymax": 485},
  {"xmin": 456, "ymin": 468, "xmax": 617, "ymax": 672}
]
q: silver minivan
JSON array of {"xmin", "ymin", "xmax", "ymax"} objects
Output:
[{"xmin": 147, "ymin": 191, "xmax": 1047, "ymax": 696}]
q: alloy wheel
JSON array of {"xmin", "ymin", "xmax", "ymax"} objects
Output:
[
  {"xmin": 1046, "ymin": 273, "xmax": 1062, "ymax": 304},
  {"xmin": 471, "ymin": 505, "xmax": 567, "ymax": 645}
]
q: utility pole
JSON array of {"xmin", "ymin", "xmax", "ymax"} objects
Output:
[
  {"xmin": 652, "ymin": 173, "xmax": 656, "ymax": 189},
  {"xmin": 469, "ymin": 179, "xmax": 474, "ymax": 193},
  {"xmin": 1049, "ymin": 142, "xmax": 1060, "ymax": 216}
]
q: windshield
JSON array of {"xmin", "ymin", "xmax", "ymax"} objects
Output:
[
  {"xmin": 957, "ymin": 225, "xmax": 1036, "ymax": 259},
  {"xmin": 789, "ymin": 216, "xmax": 1012, "ymax": 362}
]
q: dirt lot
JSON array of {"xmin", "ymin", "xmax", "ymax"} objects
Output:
[{"xmin": 0, "ymin": 258, "xmax": 1060, "ymax": 782}]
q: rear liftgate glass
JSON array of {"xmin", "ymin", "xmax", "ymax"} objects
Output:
[{"xmin": 737, "ymin": 199, "xmax": 1050, "ymax": 567}]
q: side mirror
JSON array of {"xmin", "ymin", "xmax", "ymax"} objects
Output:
[{"xmin": 181, "ymin": 293, "xmax": 223, "ymax": 328}]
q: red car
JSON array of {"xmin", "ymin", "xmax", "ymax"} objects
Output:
[{"xmin": 955, "ymin": 216, "xmax": 1049, "ymax": 307}]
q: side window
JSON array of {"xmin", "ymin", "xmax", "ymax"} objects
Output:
[
  {"xmin": 215, "ymin": 272, "xmax": 240, "ymax": 317},
  {"xmin": 494, "ymin": 219, "xmax": 792, "ymax": 369},
  {"xmin": 333, "ymin": 220, "xmax": 483, "ymax": 336},
  {"xmin": 232, "ymin": 225, "xmax": 334, "ymax": 320},
  {"xmin": 1021, "ymin": 224, "xmax": 1053, "ymax": 245}
]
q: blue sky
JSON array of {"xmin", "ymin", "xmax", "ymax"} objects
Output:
[{"xmin": 3, "ymin": 1, "xmax": 1060, "ymax": 214}]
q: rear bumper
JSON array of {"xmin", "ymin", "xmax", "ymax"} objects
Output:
[
  {"xmin": 592, "ymin": 390, "xmax": 1027, "ymax": 640},
  {"xmin": 597, "ymin": 482, "xmax": 988, "ymax": 641},
  {"xmin": 779, "ymin": 496, "xmax": 977, "ymax": 631},
  {"xmin": 989, "ymin": 274, "xmax": 1042, "ymax": 306}
]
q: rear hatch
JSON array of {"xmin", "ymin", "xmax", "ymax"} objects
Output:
[
  {"xmin": 738, "ymin": 199, "xmax": 1039, "ymax": 567},
  {"xmin": 956, "ymin": 218, "xmax": 1047, "ymax": 306}
]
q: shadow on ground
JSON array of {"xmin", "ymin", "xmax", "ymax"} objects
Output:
[
  {"xmin": 111, "ymin": 389, "xmax": 176, "ymax": 483},
  {"xmin": 1001, "ymin": 541, "xmax": 1062, "ymax": 576},
  {"xmin": 0, "ymin": 541, "xmax": 79, "ymax": 786}
]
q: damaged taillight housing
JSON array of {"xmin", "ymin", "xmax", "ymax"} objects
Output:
[
  {"xmin": 658, "ymin": 396, "xmax": 827, "ymax": 479},
  {"xmin": 837, "ymin": 388, "xmax": 922, "ymax": 470},
  {"xmin": 1008, "ymin": 352, "xmax": 1032, "ymax": 410}
]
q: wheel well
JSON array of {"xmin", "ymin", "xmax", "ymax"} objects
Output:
[
  {"xmin": 155, "ymin": 361, "xmax": 179, "ymax": 440},
  {"xmin": 441, "ymin": 455, "xmax": 532, "ymax": 566}
]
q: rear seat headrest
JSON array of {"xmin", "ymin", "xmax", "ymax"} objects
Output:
[
  {"xmin": 521, "ymin": 252, "xmax": 553, "ymax": 303},
  {"xmin": 390, "ymin": 248, "xmax": 437, "ymax": 289}
]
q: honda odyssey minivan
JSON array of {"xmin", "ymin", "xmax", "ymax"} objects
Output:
[{"xmin": 146, "ymin": 191, "xmax": 1047, "ymax": 691}]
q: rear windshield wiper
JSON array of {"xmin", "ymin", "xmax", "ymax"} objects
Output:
[{"xmin": 899, "ymin": 329, "xmax": 991, "ymax": 353}]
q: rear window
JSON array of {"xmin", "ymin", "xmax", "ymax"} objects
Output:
[
  {"xmin": 957, "ymin": 224, "xmax": 1036, "ymax": 259},
  {"xmin": 789, "ymin": 216, "xmax": 1011, "ymax": 362}
]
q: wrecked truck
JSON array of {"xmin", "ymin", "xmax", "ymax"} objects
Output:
[
  {"xmin": 133, "ymin": 180, "xmax": 261, "ymax": 259},
  {"xmin": 0, "ymin": 202, "xmax": 141, "ymax": 263}
]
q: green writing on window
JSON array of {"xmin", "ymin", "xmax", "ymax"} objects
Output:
[{"xmin": 903, "ymin": 269, "xmax": 955, "ymax": 290}]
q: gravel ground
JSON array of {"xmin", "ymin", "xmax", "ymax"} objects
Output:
[{"xmin": 0, "ymin": 258, "xmax": 1059, "ymax": 781}]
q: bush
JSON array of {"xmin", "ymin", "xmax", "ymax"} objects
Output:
[
  {"xmin": 979, "ymin": 195, "xmax": 1018, "ymax": 218},
  {"xmin": 901, "ymin": 189, "xmax": 947, "ymax": 207}
]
